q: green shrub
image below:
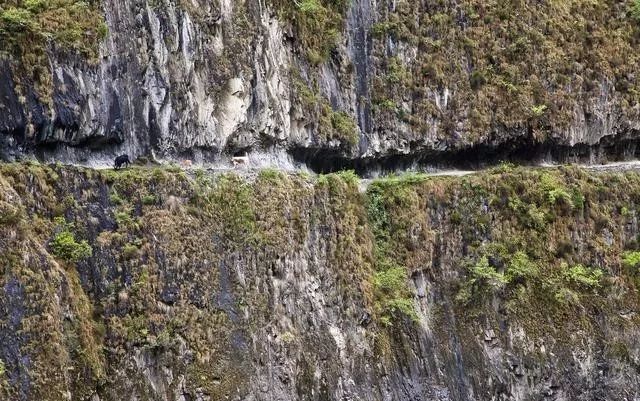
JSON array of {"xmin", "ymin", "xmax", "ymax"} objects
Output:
[
  {"xmin": 331, "ymin": 111, "xmax": 358, "ymax": 145},
  {"xmin": 371, "ymin": 21, "xmax": 395, "ymax": 37},
  {"xmin": 469, "ymin": 256, "xmax": 507, "ymax": 288},
  {"xmin": 115, "ymin": 210, "xmax": 136, "ymax": 229},
  {"xmin": 24, "ymin": 0, "xmax": 47, "ymax": 13},
  {"xmin": 632, "ymin": 0, "xmax": 640, "ymax": 21},
  {"xmin": 505, "ymin": 251, "xmax": 540, "ymax": 283},
  {"xmin": 109, "ymin": 190, "xmax": 124, "ymax": 205},
  {"xmin": 123, "ymin": 314, "xmax": 149, "ymax": 343},
  {"xmin": 141, "ymin": 194, "xmax": 157, "ymax": 205},
  {"xmin": 457, "ymin": 255, "xmax": 510, "ymax": 304},
  {"xmin": 50, "ymin": 217, "xmax": 92, "ymax": 263},
  {"xmin": 526, "ymin": 204, "xmax": 547, "ymax": 230},
  {"xmin": 315, "ymin": 174, "xmax": 329, "ymax": 188},
  {"xmin": 114, "ymin": 210, "xmax": 129, "ymax": 223},
  {"xmin": 622, "ymin": 251, "xmax": 640, "ymax": 270},
  {"xmin": 387, "ymin": 57, "xmax": 410, "ymax": 84},
  {"xmin": 258, "ymin": 168, "xmax": 283, "ymax": 183},
  {"xmin": 366, "ymin": 187, "xmax": 390, "ymax": 243},
  {"xmin": 365, "ymin": 183, "xmax": 418, "ymax": 325},
  {"xmin": 373, "ymin": 264, "xmax": 418, "ymax": 325},
  {"xmin": 122, "ymin": 243, "xmax": 139, "ymax": 260},
  {"xmin": 380, "ymin": 298, "xmax": 418, "ymax": 326},
  {"xmin": 540, "ymin": 173, "xmax": 573, "ymax": 207},
  {"xmin": 508, "ymin": 197, "xmax": 547, "ymax": 230},
  {"xmin": 335, "ymin": 170, "xmax": 359, "ymax": 187},
  {"xmin": 563, "ymin": 263, "xmax": 603, "ymax": 289},
  {"xmin": 572, "ymin": 190, "xmax": 585, "ymax": 211},
  {"xmin": 492, "ymin": 161, "xmax": 516, "ymax": 174},
  {"xmin": 375, "ymin": 98, "xmax": 397, "ymax": 111},
  {"xmin": 298, "ymin": 0, "xmax": 323, "ymax": 13},
  {"xmin": 374, "ymin": 265, "xmax": 409, "ymax": 292},
  {"xmin": 547, "ymin": 188, "xmax": 572, "ymax": 206},
  {"xmin": 531, "ymin": 104, "xmax": 547, "ymax": 117},
  {"xmin": 192, "ymin": 174, "xmax": 257, "ymax": 245},
  {"xmin": 0, "ymin": 7, "xmax": 34, "ymax": 31},
  {"xmin": 554, "ymin": 287, "xmax": 580, "ymax": 306}
]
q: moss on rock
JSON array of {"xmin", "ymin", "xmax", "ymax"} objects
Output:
[{"xmin": 0, "ymin": 162, "xmax": 639, "ymax": 399}]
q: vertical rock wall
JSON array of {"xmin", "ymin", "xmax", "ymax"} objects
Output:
[
  {"xmin": 0, "ymin": 164, "xmax": 639, "ymax": 400},
  {"xmin": 1, "ymin": 1, "xmax": 640, "ymax": 168}
]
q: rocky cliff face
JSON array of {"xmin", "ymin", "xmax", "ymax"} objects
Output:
[
  {"xmin": 1, "ymin": 1, "xmax": 640, "ymax": 169},
  {"xmin": 1, "ymin": 162, "xmax": 639, "ymax": 401}
]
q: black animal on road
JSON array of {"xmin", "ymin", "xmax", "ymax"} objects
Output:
[{"xmin": 114, "ymin": 154, "xmax": 131, "ymax": 170}]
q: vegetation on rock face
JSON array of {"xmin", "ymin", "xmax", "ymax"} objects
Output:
[
  {"xmin": 315, "ymin": 170, "xmax": 377, "ymax": 314},
  {"xmin": 0, "ymin": 359, "xmax": 5, "ymax": 393},
  {"xmin": 633, "ymin": 0, "xmax": 640, "ymax": 21},
  {"xmin": 0, "ymin": 0, "xmax": 107, "ymax": 96},
  {"xmin": 291, "ymin": 71, "xmax": 359, "ymax": 148},
  {"xmin": 370, "ymin": 0, "xmax": 640, "ymax": 141},
  {"xmin": 50, "ymin": 216, "xmax": 93, "ymax": 263},
  {"xmin": 372, "ymin": 263, "xmax": 417, "ymax": 325},
  {"xmin": 3, "ymin": 0, "xmax": 640, "ymax": 160},
  {"xmin": 366, "ymin": 165, "xmax": 640, "ymax": 345},
  {"xmin": 268, "ymin": 0, "xmax": 349, "ymax": 64},
  {"xmin": 0, "ymin": 0, "xmax": 106, "ymax": 53},
  {"xmin": 0, "ymin": 199, "xmax": 22, "ymax": 226},
  {"xmin": 1, "ymin": 163, "xmax": 640, "ymax": 399},
  {"xmin": 330, "ymin": 111, "xmax": 359, "ymax": 146},
  {"xmin": 623, "ymin": 250, "xmax": 640, "ymax": 270},
  {"xmin": 192, "ymin": 172, "xmax": 258, "ymax": 246},
  {"xmin": 366, "ymin": 179, "xmax": 420, "ymax": 325},
  {"xmin": 563, "ymin": 263, "xmax": 603, "ymax": 289},
  {"xmin": 270, "ymin": 2, "xmax": 358, "ymax": 148},
  {"xmin": 623, "ymin": 250, "xmax": 640, "ymax": 288}
]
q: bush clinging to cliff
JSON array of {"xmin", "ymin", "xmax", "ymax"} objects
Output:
[
  {"xmin": 269, "ymin": 0, "xmax": 349, "ymax": 63},
  {"xmin": 50, "ymin": 216, "xmax": 92, "ymax": 263},
  {"xmin": 366, "ymin": 181, "xmax": 419, "ymax": 325},
  {"xmin": 623, "ymin": 251, "xmax": 640, "ymax": 270}
]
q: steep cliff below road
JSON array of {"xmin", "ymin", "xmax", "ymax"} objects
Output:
[
  {"xmin": 0, "ymin": 163, "xmax": 639, "ymax": 400},
  {"xmin": 1, "ymin": 1, "xmax": 640, "ymax": 168}
]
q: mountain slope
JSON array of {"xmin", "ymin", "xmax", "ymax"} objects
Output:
[{"xmin": 0, "ymin": 163, "xmax": 639, "ymax": 400}]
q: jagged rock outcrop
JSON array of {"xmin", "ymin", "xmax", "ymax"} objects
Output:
[
  {"xmin": 0, "ymin": 163, "xmax": 639, "ymax": 400},
  {"xmin": 1, "ymin": 1, "xmax": 640, "ymax": 168}
]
